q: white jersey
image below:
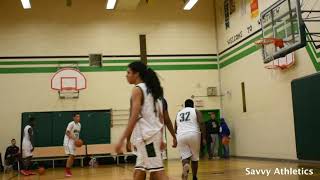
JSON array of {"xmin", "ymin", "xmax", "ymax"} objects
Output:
[
  {"xmin": 63, "ymin": 121, "xmax": 81, "ymax": 145},
  {"xmin": 176, "ymin": 107, "xmax": 200, "ymax": 137},
  {"xmin": 22, "ymin": 125, "xmax": 33, "ymax": 148},
  {"xmin": 131, "ymin": 83, "xmax": 163, "ymax": 145}
]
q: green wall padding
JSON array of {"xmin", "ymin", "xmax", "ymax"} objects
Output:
[
  {"xmin": 292, "ymin": 73, "xmax": 320, "ymax": 161},
  {"xmin": 21, "ymin": 110, "xmax": 111, "ymax": 147}
]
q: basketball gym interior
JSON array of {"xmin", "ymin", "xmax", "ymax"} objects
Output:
[{"xmin": 0, "ymin": 0, "xmax": 320, "ymax": 179}]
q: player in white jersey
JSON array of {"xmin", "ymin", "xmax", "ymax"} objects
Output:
[
  {"xmin": 63, "ymin": 113, "xmax": 81, "ymax": 177},
  {"xmin": 21, "ymin": 118, "xmax": 35, "ymax": 175},
  {"xmin": 20, "ymin": 117, "xmax": 35, "ymax": 176},
  {"xmin": 116, "ymin": 61, "xmax": 169, "ymax": 180},
  {"xmin": 175, "ymin": 99, "xmax": 206, "ymax": 180}
]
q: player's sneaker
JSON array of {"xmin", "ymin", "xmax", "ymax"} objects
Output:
[
  {"xmin": 65, "ymin": 168, "xmax": 72, "ymax": 177},
  {"xmin": 20, "ymin": 170, "xmax": 29, "ymax": 176},
  {"xmin": 182, "ymin": 164, "xmax": 190, "ymax": 180}
]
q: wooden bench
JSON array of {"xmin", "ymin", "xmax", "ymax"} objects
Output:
[
  {"xmin": 87, "ymin": 144, "xmax": 134, "ymax": 165},
  {"xmin": 31, "ymin": 146, "xmax": 86, "ymax": 168}
]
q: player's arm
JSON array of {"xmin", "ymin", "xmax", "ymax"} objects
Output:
[
  {"xmin": 159, "ymin": 108, "xmax": 166, "ymax": 150},
  {"xmin": 66, "ymin": 124, "xmax": 76, "ymax": 140},
  {"xmin": 116, "ymin": 87, "xmax": 142, "ymax": 152},
  {"xmin": 28, "ymin": 128, "xmax": 34, "ymax": 151},
  {"xmin": 195, "ymin": 109, "xmax": 206, "ymax": 143},
  {"xmin": 163, "ymin": 110, "xmax": 177, "ymax": 148},
  {"xmin": 163, "ymin": 110, "xmax": 176, "ymax": 139},
  {"xmin": 5, "ymin": 147, "xmax": 10, "ymax": 159},
  {"xmin": 174, "ymin": 118, "xmax": 177, "ymax": 134},
  {"xmin": 126, "ymin": 133, "xmax": 132, "ymax": 152}
]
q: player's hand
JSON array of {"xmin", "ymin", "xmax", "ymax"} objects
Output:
[
  {"xmin": 172, "ymin": 137, "xmax": 177, "ymax": 148},
  {"xmin": 115, "ymin": 141, "xmax": 124, "ymax": 154},
  {"xmin": 126, "ymin": 141, "xmax": 132, "ymax": 152},
  {"xmin": 160, "ymin": 141, "xmax": 166, "ymax": 151}
]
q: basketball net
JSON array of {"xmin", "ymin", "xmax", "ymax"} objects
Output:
[
  {"xmin": 255, "ymin": 38, "xmax": 295, "ymax": 70},
  {"xmin": 58, "ymin": 88, "xmax": 79, "ymax": 99}
]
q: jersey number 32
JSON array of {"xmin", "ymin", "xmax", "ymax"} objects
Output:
[{"xmin": 179, "ymin": 112, "xmax": 190, "ymax": 122}]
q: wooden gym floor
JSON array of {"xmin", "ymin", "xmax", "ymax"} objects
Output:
[{"xmin": 2, "ymin": 158, "xmax": 320, "ymax": 180}]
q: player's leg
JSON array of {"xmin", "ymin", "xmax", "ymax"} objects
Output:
[
  {"xmin": 133, "ymin": 169, "xmax": 147, "ymax": 180},
  {"xmin": 64, "ymin": 142, "xmax": 75, "ymax": 177},
  {"xmin": 213, "ymin": 134, "xmax": 220, "ymax": 158},
  {"xmin": 150, "ymin": 170, "xmax": 168, "ymax": 180},
  {"xmin": 181, "ymin": 157, "xmax": 191, "ymax": 180},
  {"xmin": 223, "ymin": 143, "xmax": 230, "ymax": 158},
  {"xmin": 177, "ymin": 135, "xmax": 193, "ymax": 180},
  {"xmin": 25, "ymin": 156, "xmax": 35, "ymax": 174},
  {"xmin": 65, "ymin": 155, "xmax": 74, "ymax": 176},
  {"xmin": 146, "ymin": 131, "xmax": 167, "ymax": 180},
  {"xmin": 66, "ymin": 155, "xmax": 75, "ymax": 168},
  {"xmin": 134, "ymin": 141, "xmax": 148, "ymax": 180},
  {"xmin": 191, "ymin": 161, "xmax": 198, "ymax": 180},
  {"xmin": 210, "ymin": 134, "xmax": 217, "ymax": 157},
  {"xmin": 21, "ymin": 147, "xmax": 33, "ymax": 176},
  {"xmin": 21, "ymin": 156, "xmax": 34, "ymax": 175},
  {"xmin": 207, "ymin": 135, "xmax": 213, "ymax": 159},
  {"xmin": 189, "ymin": 133, "xmax": 201, "ymax": 180}
]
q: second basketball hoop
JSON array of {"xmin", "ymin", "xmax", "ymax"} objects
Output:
[{"xmin": 51, "ymin": 68, "xmax": 87, "ymax": 99}]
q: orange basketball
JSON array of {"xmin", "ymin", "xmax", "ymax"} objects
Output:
[
  {"xmin": 222, "ymin": 136, "xmax": 230, "ymax": 145},
  {"xmin": 75, "ymin": 139, "xmax": 83, "ymax": 147},
  {"xmin": 38, "ymin": 167, "xmax": 45, "ymax": 175}
]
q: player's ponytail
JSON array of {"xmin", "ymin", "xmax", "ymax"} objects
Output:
[{"xmin": 128, "ymin": 61, "xmax": 163, "ymax": 103}]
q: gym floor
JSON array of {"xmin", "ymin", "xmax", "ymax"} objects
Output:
[{"xmin": 1, "ymin": 158, "xmax": 320, "ymax": 180}]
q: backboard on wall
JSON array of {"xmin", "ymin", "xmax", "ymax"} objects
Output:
[{"xmin": 259, "ymin": 0, "xmax": 306, "ymax": 63}]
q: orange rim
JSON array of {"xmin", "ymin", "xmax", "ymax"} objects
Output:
[{"xmin": 255, "ymin": 38, "xmax": 285, "ymax": 48}]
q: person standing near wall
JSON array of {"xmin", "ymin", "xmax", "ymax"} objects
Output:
[
  {"xmin": 219, "ymin": 118, "xmax": 230, "ymax": 159},
  {"xmin": 21, "ymin": 117, "xmax": 35, "ymax": 176},
  {"xmin": 205, "ymin": 112, "xmax": 220, "ymax": 159}
]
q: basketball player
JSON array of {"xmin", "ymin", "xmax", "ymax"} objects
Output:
[
  {"xmin": 63, "ymin": 113, "xmax": 81, "ymax": 177},
  {"xmin": 115, "ymin": 61, "xmax": 168, "ymax": 180},
  {"xmin": 126, "ymin": 97, "xmax": 177, "ymax": 153},
  {"xmin": 175, "ymin": 99, "xmax": 206, "ymax": 180},
  {"xmin": 20, "ymin": 117, "xmax": 35, "ymax": 176},
  {"xmin": 126, "ymin": 97, "xmax": 177, "ymax": 180}
]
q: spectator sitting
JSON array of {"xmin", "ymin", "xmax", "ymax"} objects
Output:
[{"xmin": 5, "ymin": 139, "xmax": 21, "ymax": 170}]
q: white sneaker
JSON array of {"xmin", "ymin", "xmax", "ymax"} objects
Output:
[
  {"xmin": 182, "ymin": 164, "xmax": 190, "ymax": 180},
  {"xmin": 213, "ymin": 156, "xmax": 220, "ymax": 160}
]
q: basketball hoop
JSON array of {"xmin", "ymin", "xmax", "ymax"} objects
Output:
[
  {"xmin": 255, "ymin": 38, "xmax": 285, "ymax": 49},
  {"xmin": 58, "ymin": 89, "xmax": 79, "ymax": 99},
  {"xmin": 51, "ymin": 68, "xmax": 86, "ymax": 99},
  {"xmin": 264, "ymin": 52, "xmax": 295, "ymax": 70},
  {"xmin": 255, "ymin": 38, "xmax": 295, "ymax": 70}
]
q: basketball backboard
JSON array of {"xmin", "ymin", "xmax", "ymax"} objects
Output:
[
  {"xmin": 301, "ymin": 0, "xmax": 320, "ymax": 49},
  {"xmin": 260, "ymin": 0, "xmax": 306, "ymax": 63},
  {"xmin": 51, "ymin": 68, "xmax": 87, "ymax": 99}
]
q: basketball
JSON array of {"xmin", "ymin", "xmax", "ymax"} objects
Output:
[
  {"xmin": 75, "ymin": 139, "xmax": 83, "ymax": 147},
  {"xmin": 222, "ymin": 136, "xmax": 230, "ymax": 145},
  {"xmin": 38, "ymin": 167, "xmax": 45, "ymax": 175}
]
